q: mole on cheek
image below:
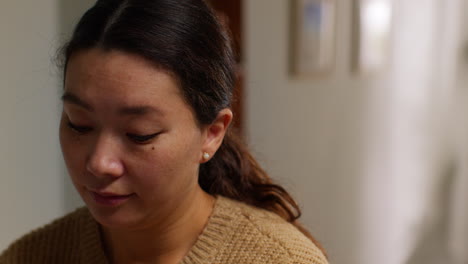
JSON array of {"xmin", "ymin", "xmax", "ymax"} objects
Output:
[{"xmin": 152, "ymin": 146, "xmax": 155, "ymax": 150}]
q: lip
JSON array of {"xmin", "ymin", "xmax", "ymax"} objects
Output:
[{"xmin": 90, "ymin": 191, "xmax": 134, "ymax": 207}]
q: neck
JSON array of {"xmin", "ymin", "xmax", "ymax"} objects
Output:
[{"xmin": 102, "ymin": 189, "xmax": 215, "ymax": 264}]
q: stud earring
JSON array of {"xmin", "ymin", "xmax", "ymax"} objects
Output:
[{"xmin": 203, "ymin": 152, "xmax": 210, "ymax": 160}]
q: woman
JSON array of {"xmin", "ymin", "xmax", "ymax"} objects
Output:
[{"xmin": 0, "ymin": 0, "xmax": 328, "ymax": 263}]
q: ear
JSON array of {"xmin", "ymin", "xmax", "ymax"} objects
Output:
[{"xmin": 200, "ymin": 108, "xmax": 233, "ymax": 163}]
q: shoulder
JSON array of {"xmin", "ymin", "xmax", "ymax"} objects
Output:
[
  {"xmin": 0, "ymin": 207, "xmax": 91, "ymax": 264},
  {"xmin": 214, "ymin": 196, "xmax": 328, "ymax": 264}
]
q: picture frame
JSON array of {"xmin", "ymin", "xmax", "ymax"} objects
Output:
[
  {"xmin": 290, "ymin": 0, "xmax": 336, "ymax": 77},
  {"xmin": 351, "ymin": 0, "xmax": 392, "ymax": 74}
]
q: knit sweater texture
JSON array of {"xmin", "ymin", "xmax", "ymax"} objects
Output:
[{"xmin": 0, "ymin": 196, "xmax": 328, "ymax": 264}]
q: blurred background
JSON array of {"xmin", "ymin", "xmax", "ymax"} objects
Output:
[{"xmin": 1, "ymin": 0, "xmax": 467, "ymax": 263}]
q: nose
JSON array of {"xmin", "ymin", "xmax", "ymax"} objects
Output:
[{"xmin": 86, "ymin": 134, "xmax": 125, "ymax": 178}]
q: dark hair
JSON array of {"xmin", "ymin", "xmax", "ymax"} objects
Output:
[{"xmin": 62, "ymin": 0, "xmax": 325, "ymax": 254}]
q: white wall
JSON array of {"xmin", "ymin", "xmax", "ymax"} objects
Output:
[
  {"xmin": 244, "ymin": 1, "xmax": 371, "ymax": 263},
  {"xmin": 0, "ymin": 0, "xmax": 63, "ymax": 251},
  {"xmin": 447, "ymin": 1, "xmax": 468, "ymax": 263},
  {"xmin": 244, "ymin": 1, "xmax": 461, "ymax": 264},
  {"xmin": 0, "ymin": 0, "xmax": 93, "ymax": 251}
]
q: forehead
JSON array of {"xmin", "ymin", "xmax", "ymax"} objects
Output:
[{"xmin": 64, "ymin": 48, "xmax": 185, "ymax": 110}]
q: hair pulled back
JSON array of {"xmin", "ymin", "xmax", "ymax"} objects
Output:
[{"xmin": 62, "ymin": 0, "xmax": 324, "ymax": 251}]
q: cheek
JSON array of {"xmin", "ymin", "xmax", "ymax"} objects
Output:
[
  {"xmin": 163, "ymin": 135, "xmax": 202, "ymax": 170},
  {"xmin": 132, "ymin": 136, "xmax": 201, "ymax": 187},
  {"xmin": 59, "ymin": 121, "xmax": 73, "ymax": 163},
  {"xmin": 59, "ymin": 121, "xmax": 86, "ymax": 177}
]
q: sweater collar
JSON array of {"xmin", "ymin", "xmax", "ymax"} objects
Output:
[{"xmin": 78, "ymin": 196, "xmax": 239, "ymax": 264}]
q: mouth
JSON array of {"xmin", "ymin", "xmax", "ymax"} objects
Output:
[{"xmin": 89, "ymin": 191, "xmax": 135, "ymax": 207}]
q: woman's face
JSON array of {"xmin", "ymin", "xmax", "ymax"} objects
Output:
[{"xmin": 60, "ymin": 49, "xmax": 214, "ymax": 229}]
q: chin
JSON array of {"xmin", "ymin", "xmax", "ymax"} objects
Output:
[
  {"xmin": 80, "ymin": 192, "xmax": 143, "ymax": 229},
  {"xmin": 87, "ymin": 204, "xmax": 144, "ymax": 230}
]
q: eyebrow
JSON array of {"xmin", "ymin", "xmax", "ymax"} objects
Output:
[
  {"xmin": 61, "ymin": 92, "xmax": 93, "ymax": 111},
  {"xmin": 118, "ymin": 106, "xmax": 163, "ymax": 116},
  {"xmin": 61, "ymin": 92, "xmax": 164, "ymax": 116}
]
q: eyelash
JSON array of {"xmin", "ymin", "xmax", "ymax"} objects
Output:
[
  {"xmin": 67, "ymin": 121, "xmax": 92, "ymax": 134},
  {"xmin": 67, "ymin": 121, "xmax": 160, "ymax": 144},
  {"xmin": 126, "ymin": 132, "xmax": 160, "ymax": 144}
]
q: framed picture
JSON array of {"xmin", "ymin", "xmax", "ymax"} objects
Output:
[
  {"xmin": 290, "ymin": 0, "xmax": 336, "ymax": 77},
  {"xmin": 351, "ymin": 0, "xmax": 392, "ymax": 74}
]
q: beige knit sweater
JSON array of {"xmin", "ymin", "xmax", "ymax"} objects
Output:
[{"xmin": 0, "ymin": 196, "xmax": 328, "ymax": 264}]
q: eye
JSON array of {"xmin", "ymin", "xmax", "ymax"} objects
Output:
[
  {"xmin": 67, "ymin": 121, "xmax": 92, "ymax": 134},
  {"xmin": 126, "ymin": 132, "xmax": 161, "ymax": 144}
]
